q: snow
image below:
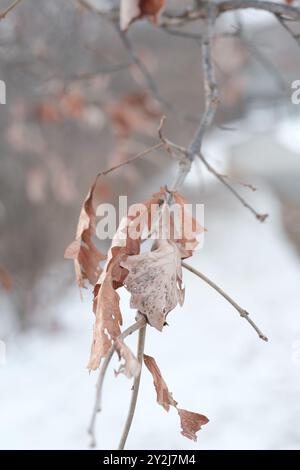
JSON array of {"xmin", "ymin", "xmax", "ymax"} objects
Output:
[{"xmin": 1, "ymin": 177, "xmax": 300, "ymax": 450}]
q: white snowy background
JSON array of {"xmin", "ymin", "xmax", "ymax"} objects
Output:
[{"xmin": 1, "ymin": 110, "xmax": 300, "ymax": 450}]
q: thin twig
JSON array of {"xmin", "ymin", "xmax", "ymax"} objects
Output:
[
  {"xmin": 118, "ymin": 323, "xmax": 147, "ymax": 450},
  {"xmin": 116, "ymin": 27, "xmax": 172, "ymax": 110},
  {"xmin": 0, "ymin": 0, "xmax": 22, "ymax": 20},
  {"xmin": 116, "ymin": 27, "xmax": 200, "ymax": 124},
  {"xmin": 159, "ymin": 116, "xmax": 267, "ymax": 221},
  {"xmin": 232, "ymin": 13, "xmax": 288, "ymax": 93},
  {"xmin": 158, "ymin": 116, "xmax": 186, "ymax": 162},
  {"xmin": 98, "ymin": 142, "xmax": 163, "ymax": 178},
  {"xmin": 88, "ymin": 317, "xmax": 146, "ymax": 448},
  {"xmin": 197, "ymin": 152, "xmax": 268, "ymax": 222},
  {"xmin": 169, "ymin": 8, "xmax": 219, "ymax": 193},
  {"xmin": 182, "ymin": 261, "xmax": 268, "ymax": 342},
  {"xmin": 63, "ymin": 62, "xmax": 131, "ymax": 82}
]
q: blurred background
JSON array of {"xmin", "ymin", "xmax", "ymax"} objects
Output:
[{"xmin": 1, "ymin": 0, "xmax": 300, "ymax": 450}]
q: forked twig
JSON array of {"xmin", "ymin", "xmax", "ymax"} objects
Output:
[
  {"xmin": 159, "ymin": 116, "xmax": 268, "ymax": 222},
  {"xmin": 182, "ymin": 261, "xmax": 268, "ymax": 342},
  {"xmin": 88, "ymin": 317, "xmax": 146, "ymax": 448},
  {"xmin": 197, "ymin": 152, "xmax": 269, "ymax": 222}
]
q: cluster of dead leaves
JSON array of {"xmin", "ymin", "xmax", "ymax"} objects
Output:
[
  {"xmin": 65, "ymin": 182, "xmax": 208, "ymax": 441},
  {"xmin": 120, "ymin": 0, "xmax": 166, "ymax": 31}
]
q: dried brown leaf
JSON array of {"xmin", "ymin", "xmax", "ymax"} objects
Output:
[
  {"xmin": 144, "ymin": 354, "xmax": 209, "ymax": 441},
  {"xmin": 120, "ymin": 0, "xmax": 166, "ymax": 31},
  {"xmin": 88, "ymin": 217, "xmax": 140, "ymax": 370},
  {"xmin": 121, "ymin": 239, "xmax": 184, "ymax": 331},
  {"xmin": 87, "ymin": 188, "xmax": 167, "ymax": 369},
  {"xmin": 88, "ymin": 272, "xmax": 123, "ymax": 370},
  {"xmin": 172, "ymin": 191, "xmax": 205, "ymax": 258},
  {"xmin": 144, "ymin": 354, "xmax": 177, "ymax": 411},
  {"xmin": 178, "ymin": 408, "xmax": 209, "ymax": 442},
  {"xmin": 64, "ymin": 175, "xmax": 105, "ymax": 288}
]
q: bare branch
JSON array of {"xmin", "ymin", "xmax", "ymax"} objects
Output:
[
  {"xmin": 158, "ymin": 116, "xmax": 186, "ymax": 162},
  {"xmin": 160, "ymin": 1, "xmax": 300, "ymax": 27},
  {"xmin": 118, "ymin": 323, "xmax": 147, "ymax": 450},
  {"xmin": 169, "ymin": 8, "xmax": 219, "ymax": 193},
  {"xmin": 217, "ymin": 0, "xmax": 300, "ymax": 18},
  {"xmin": 98, "ymin": 142, "xmax": 163, "ymax": 178},
  {"xmin": 182, "ymin": 261, "xmax": 268, "ymax": 342},
  {"xmin": 88, "ymin": 316, "xmax": 146, "ymax": 448},
  {"xmin": 197, "ymin": 152, "xmax": 268, "ymax": 222},
  {"xmin": 116, "ymin": 27, "xmax": 172, "ymax": 110},
  {"xmin": 188, "ymin": 9, "xmax": 219, "ymax": 157},
  {"xmin": 228, "ymin": 13, "xmax": 288, "ymax": 94},
  {"xmin": 158, "ymin": 118, "xmax": 267, "ymax": 222},
  {"xmin": 0, "ymin": 0, "xmax": 22, "ymax": 20}
]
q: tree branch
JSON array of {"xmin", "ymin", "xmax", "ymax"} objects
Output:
[
  {"xmin": 160, "ymin": 0, "xmax": 300, "ymax": 27},
  {"xmin": 0, "ymin": 0, "xmax": 22, "ymax": 20},
  {"xmin": 197, "ymin": 152, "xmax": 268, "ymax": 222},
  {"xmin": 118, "ymin": 323, "xmax": 147, "ymax": 450},
  {"xmin": 88, "ymin": 317, "xmax": 146, "ymax": 448},
  {"xmin": 182, "ymin": 261, "xmax": 268, "ymax": 342},
  {"xmin": 188, "ymin": 10, "xmax": 219, "ymax": 157},
  {"xmin": 98, "ymin": 142, "xmax": 163, "ymax": 178}
]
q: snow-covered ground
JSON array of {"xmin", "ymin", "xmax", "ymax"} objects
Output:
[{"xmin": 1, "ymin": 177, "xmax": 300, "ymax": 450}]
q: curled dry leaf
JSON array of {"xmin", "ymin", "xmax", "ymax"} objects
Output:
[
  {"xmin": 144, "ymin": 354, "xmax": 209, "ymax": 441},
  {"xmin": 178, "ymin": 408, "xmax": 209, "ymax": 442},
  {"xmin": 64, "ymin": 175, "xmax": 105, "ymax": 288},
  {"xmin": 87, "ymin": 188, "xmax": 167, "ymax": 370},
  {"xmin": 120, "ymin": 0, "xmax": 166, "ymax": 31},
  {"xmin": 0, "ymin": 265, "xmax": 13, "ymax": 291},
  {"xmin": 88, "ymin": 217, "xmax": 140, "ymax": 370},
  {"xmin": 121, "ymin": 239, "xmax": 184, "ymax": 331},
  {"xmin": 171, "ymin": 191, "xmax": 205, "ymax": 258},
  {"xmin": 144, "ymin": 353, "xmax": 177, "ymax": 411}
]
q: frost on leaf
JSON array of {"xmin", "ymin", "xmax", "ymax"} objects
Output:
[
  {"xmin": 121, "ymin": 239, "xmax": 184, "ymax": 331},
  {"xmin": 120, "ymin": 0, "xmax": 166, "ymax": 31},
  {"xmin": 144, "ymin": 354, "xmax": 209, "ymax": 441},
  {"xmin": 64, "ymin": 175, "xmax": 105, "ymax": 288}
]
